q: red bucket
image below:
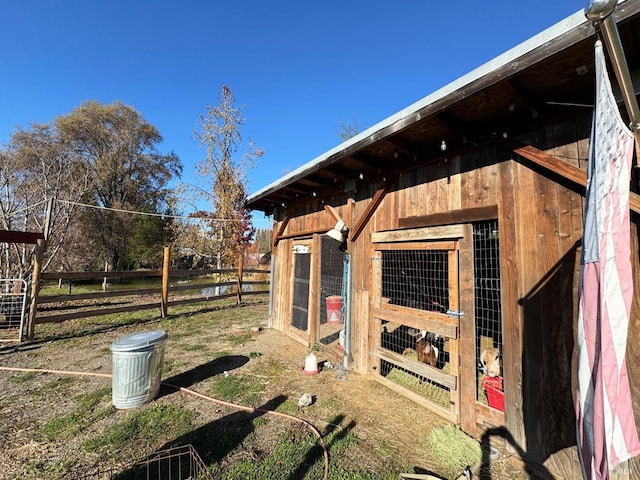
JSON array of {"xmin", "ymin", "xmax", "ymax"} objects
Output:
[
  {"xmin": 326, "ymin": 296, "xmax": 343, "ymax": 324},
  {"xmin": 482, "ymin": 376, "xmax": 504, "ymax": 412}
]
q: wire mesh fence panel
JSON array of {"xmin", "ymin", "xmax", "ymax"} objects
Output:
[
  {"xmin": 380, "ymin": 250, "xmax": 449, "ymax": 312},
  {"xmin": 374, "ymin": 246, "xmax": 457, "ymax": 414},
  {"xmin": 0, "ymin": 279, "xmax": 28, "ymax": 342},
  {"xmin": 473, "ymin": 220, "xmax": 503, "ymax": 411},
  {"xmin": 74, "ymin": 444, "xmax": 212, "ymax": 480}
]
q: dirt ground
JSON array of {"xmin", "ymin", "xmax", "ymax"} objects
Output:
[{"xmin": 0, "ymin": 302, "xmax": 532, "ymax": 479}]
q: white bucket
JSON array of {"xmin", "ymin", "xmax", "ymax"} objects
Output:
[{"xmin": 110, "ymin": 330, "xmax": 168, "ymax": 409}]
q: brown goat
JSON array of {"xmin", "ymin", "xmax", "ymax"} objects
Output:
[{"xmin": 416, "ymin": 337, "xmax": 438, "ymax": 367}]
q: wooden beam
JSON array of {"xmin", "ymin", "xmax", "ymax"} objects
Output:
[
  {"xmin": 513, "ymin": 144, "xmax": 640, "ymax": 214},
  {"xmin": 350, "ymin": 177, "xmax": 396, "ymax": 242},
  {"xmin": 276, "ymin": 226, "xmax": 332, "ymax": 241},
  {"xmin": 324, "ymin": 204, "xmax": 341, "ymax": 222},
  {"xmin": 273, "ymin": 208, "xmax": 292, "ymax": 247},
  {"xmin": 0, "ymin": 230, "xmax": 44, "ymax": 244}
]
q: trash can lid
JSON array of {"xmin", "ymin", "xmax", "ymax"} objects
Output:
[{"xmin": 110, "ymin": 330, "xmax": 168, "ymax": 352}]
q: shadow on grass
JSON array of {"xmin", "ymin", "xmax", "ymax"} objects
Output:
[
  {"xmin": 112, "ymin": 401, "xmax": 360, "ymax": 480},
  {"xmin": 0, "ymin": 300, "xmax": 267, "ymax": 355},
  {"xmin": 479, "ymin": 426, "xmax": 555, "ymax": 480},
  {"xmin": 0, "ymin": 316, "xmax": 156, "ymax": 355},
  {"xmin": 112, "ymin": 395, "xmax": 288, "ymax": 480},
  {"xmin": 158, "ymin": 355, "xmax": 249, "ymax": 396},
  {"xmin": 285, "ymin": 414, "xmax": 356, "ymax": 480}
]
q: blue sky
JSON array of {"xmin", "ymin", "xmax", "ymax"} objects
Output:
[{"xmin": 1, "ymin": 1, "xmax": 589, "ymax": 225}]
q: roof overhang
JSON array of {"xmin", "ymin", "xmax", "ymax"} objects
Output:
[{"xmin": 247, "ymin": 1, "xmax": 640, "ymax": 213}]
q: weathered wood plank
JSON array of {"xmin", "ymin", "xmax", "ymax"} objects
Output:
[
  {"xmin": 373, "ymin": 372, "xmax": 458, "ymax": 424},
  {"xmin": 497, "ymin": 160, "xmax": 525, "ymax": 450},
  {"xmin": 373, "ymin": 241, "xmax": 456, "ymax": 251},
  {"xmin": 513, "ymin": 161, "xmax": 542, "ymax": 455},
  {"xmin": 372, "ymin": 307, "xmax": 458, "ymax": 339},
  {"xmin": 351, "ymin": 177, "xmax": 396, "ymax": 242},
  {"xmin": 35, "ymin": 302, "xmax": 160, "ymax": 324},
  {"xmin": 38, "ymin": 288, "xmax": 160, "ymax": 304},
  {"xmin": 41, "ymin": 270, "xmax": 162, "ymax": 281},
  {"xmin": 514, "ymin": 144, "xmax": 640, "ymax": 214},
  {"xmin": 458, "ymin": 224, "xmax": 477, "ymax": 434},
  {"xmin": 0, "ymin": 229, "xmax": 44, "ymax": 244},
  {"xmin": 373, "ymin": 346, "xmax": 457, "ymax": 390},
  {"xmin": 399, "ymin": 205, "xmax": 499, "ymax": 229},
  {"xmin": 372, "ymin": 224, "xmax": 466, "ymax": 243},
  {"xmin": 447, "ymin": 248, "xmax": 461, "ymax": 415}
]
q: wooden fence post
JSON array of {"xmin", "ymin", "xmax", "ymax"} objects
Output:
[
  {"xmin": 26, "ymin": 238, "xmax": 44, "ymax": 340},
  {"xmin": 161, "ymin": 246, "xmax": 170, "ymax": 318},
  {"xmin": 236, "ymin": 249, "xmax": 244, "ymax": 305},
  {"xmin": 102, "ymin": 261, "xmax": 108, "ymax": 291}
]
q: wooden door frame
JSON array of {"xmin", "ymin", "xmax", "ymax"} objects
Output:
[
  {"xmin": 287, "ymin": 236, "xmax": 320, "ymax": 346},
  {"xmin": 370, "ymin": 224, "xmax": 470, "ymax": 423}
]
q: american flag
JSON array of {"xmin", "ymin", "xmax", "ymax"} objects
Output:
[{"xmin": 576, "ymin": 40, "xmax": 640, "ymax": 479}]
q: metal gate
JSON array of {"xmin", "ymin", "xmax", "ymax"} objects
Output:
[{"xmin": 0, "ymin": 279, "xmax": 28, "ymax": 342}]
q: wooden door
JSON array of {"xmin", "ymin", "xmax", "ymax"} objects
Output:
[
  {"xmin": 288, "ymin": 239, "xmax": 316, "ymax": 344},
  {"xmin": 370, "ymin": 224, "xmax": 472, "ymax": 424}
]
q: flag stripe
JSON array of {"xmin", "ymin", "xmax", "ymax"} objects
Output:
[{"xmin": 576, "ymin": 40, "xmax": 640, "ymax": 480}]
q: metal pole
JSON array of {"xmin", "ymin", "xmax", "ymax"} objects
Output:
[{"xmin": 585, "ymin": 0, "xmax": 640, "ymax": 132}]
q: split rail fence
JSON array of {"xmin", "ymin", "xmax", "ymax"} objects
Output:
[{"xmin": 23, "ymin": 247, "xmax": 270, "ymax": 340}]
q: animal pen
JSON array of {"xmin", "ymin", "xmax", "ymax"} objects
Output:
[{"xmin": 247, "ymin": 5, "xmax": 640, "ymax": 478}]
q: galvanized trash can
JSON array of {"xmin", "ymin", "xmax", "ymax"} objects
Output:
[{"xmin": 110, "ymin": 330, "xmax": 168, "ymax": 409}]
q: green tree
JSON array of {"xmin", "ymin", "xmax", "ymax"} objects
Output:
[
  {"xmin": 192, "ymin": 85, "xmax": 263, "ymax": 268},
  {"xmin": 56, "ymin": 101, "xmax": 182, "ymax": 270},
  {"xmin": 254, "ymin": 228, "xmax": 273, "ymax": 255}
]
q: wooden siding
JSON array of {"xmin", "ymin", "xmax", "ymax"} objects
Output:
[{"xmin": 266, "ymin": 130, "xmax": 640, "ymax": 477}]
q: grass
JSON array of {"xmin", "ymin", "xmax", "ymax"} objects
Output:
[
  {"xmin": 209, "ymin": 420, "xmax": 381, "ymax": 480},
  {"xmin": 84, "ymin": 404, "xmax": 195, "ymax": 455},
  {"xmin": 3, "ymin": 299, "xmax": 495, "ymax": 480},
  {"xmin": 27, "ymin": 458, "xmax": 76, "ymax": 477},
  {"xmin": 7, "ymin": 371, "xmax": 39, "ymax": 383},
  {"xmin": 209, "ymin": 374, "xmax": 266, "ymax": 405},
  {"xmin": 39, "ymin": 387, "xmax": 113, "ymax": 441},
  {"xmin": 226, "ymin": 332, "xmax": 253, "ymax": 345}
]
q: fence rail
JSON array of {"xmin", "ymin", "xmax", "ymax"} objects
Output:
[{"xmin": 26, "ymin": 247, "xmax": 270, "ymax": 339}]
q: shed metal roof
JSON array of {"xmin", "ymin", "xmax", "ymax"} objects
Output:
[{"xmin": 247, "ymin": 2, "xmax": 640, "ymax": 213}]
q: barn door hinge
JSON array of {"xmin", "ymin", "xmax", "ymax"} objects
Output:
[{"xmin": 446, "ymin": 309, "xmax": 464, "ymax": 318}]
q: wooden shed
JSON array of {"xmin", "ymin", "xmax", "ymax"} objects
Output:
[{"xmin": 246, "ymin": 5, "xmax": 640, "ymax": 477}]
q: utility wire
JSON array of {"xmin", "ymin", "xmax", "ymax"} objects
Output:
[
  {"xmin": 6, "ymin": 198, "xmax": 51, "ymax": 218},
  {"xmin": 55, "ymin": 199, "xmax": 271, "ymax": 223}
]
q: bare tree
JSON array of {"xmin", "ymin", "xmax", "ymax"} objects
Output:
[
  {"xmin": 337, "ymin": 116, "xmax": 366, "ymax": 141},
  {"xmin": 191, "ymin": 85, "xmax": 264, "ymax": 268},
  {"xmin": 0, "ymin": 123, "xmax": 91, "ymax": 278}
]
